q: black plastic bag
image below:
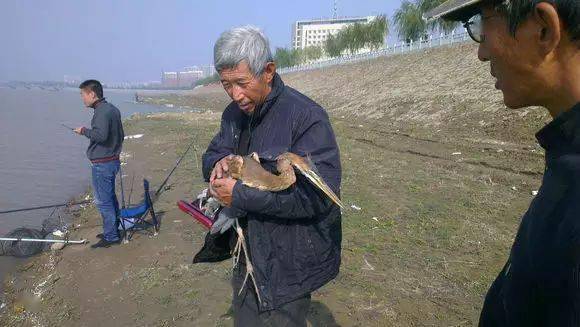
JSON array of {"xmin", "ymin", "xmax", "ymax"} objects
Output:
[{"xmin": 192, "ymin": 228, "xmax": 236, "ymax": 263}]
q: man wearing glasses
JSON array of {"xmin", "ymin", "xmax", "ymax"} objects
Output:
[{"xmin": 425, "ymin": 0, "xmax": 580, "ymax": 325}]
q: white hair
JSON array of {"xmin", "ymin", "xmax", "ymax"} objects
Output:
[{"xmin": 214, "ymin": 25, "xmax": 273, "ymax": 76}]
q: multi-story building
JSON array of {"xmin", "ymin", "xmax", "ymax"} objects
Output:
[
  {"xmin": 63, "ymin": 75, "xmax": 82, "ymax": 85},
  {"xmin": 162, "ymin": 64, "xmax": 216, "ymax": 89},
  {"xmin": 292, "ymin": 16, "xmax": 376, "ymax": 50},
  {"xmin": 201, "ymin": 65, "xmax": 216, "ymax": 78},
  {"xmin": 184, "ymin": 65, "xmax": 215, "ymax": 79},
  {"xmin": 161, "ymin": 71, "xmax": 179, "ymax": 88},
  {"xmin": 178, "ymin": 70, "xmax": 203, "ymax": 88}
]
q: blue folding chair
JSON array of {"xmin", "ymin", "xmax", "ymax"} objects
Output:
[{"xmin": 119, "ymin": 179, "xmax": 159, "ymax": 242}]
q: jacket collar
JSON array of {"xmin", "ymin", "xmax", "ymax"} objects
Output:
[
  {"xmin": 249, "ymin": 73, "xmax": 284, "ymax": 126},
  {"xmin": 90, "ymin": 98, "xmax": 107, "ymax": 109},
  {"xmin": 536, "ymin": 102, "xmax": 580, "ymax": 154}
]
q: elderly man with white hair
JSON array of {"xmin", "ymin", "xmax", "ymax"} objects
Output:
[{"xmin": 201, "ymin": 26, "xmax": 342, "ymax": 326}]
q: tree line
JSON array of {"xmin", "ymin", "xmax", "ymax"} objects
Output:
[
  {"xmin": 275, "ymin": 0, "xmax": 459, "ymax": 68},
  {"xmin": 197, "ymin": 0, "xmax": 459, "ymax": 85}
]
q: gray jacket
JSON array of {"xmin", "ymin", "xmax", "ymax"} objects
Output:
[{"xmin": 81, "ymin": 99, "xmax": 124, "ymax": 161}]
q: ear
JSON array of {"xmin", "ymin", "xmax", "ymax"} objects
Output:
[
  {"xmin": 262, "ymin": 62, "xmax": 277, "ymax": 84},
  {"xmin": 532, "ymin": 2, "xmax": 562, "ymax": 56}
]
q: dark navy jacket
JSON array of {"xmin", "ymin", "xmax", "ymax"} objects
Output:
[
  {"xmin": 480, "ymin": 103, "xmax": 580, "ymax": 326},
  {"xmin": 202, "ymin": 74, "xmax": 342, "ymax": 311}
]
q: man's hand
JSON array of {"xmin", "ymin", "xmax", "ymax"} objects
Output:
[
  {"xmin": 210, "ymin": 177, "xmax": 237, "ymax": 207},
  {"xmin": 210, "ymin": 155, "xmax": 235, "ymax": 182},
  {"xmin": 73, "ymin": 127, "xmax": 84, "ymax": 135}
]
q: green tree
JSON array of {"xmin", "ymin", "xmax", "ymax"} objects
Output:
[
  {"xmin": 393, "ymin": 0, "xmax": 427, "ymax": 43},
  {"xmin": 340, "ymin": 23, "xmax": 358, "ymax": 54},
  {"xmin": 275, "ymin": 47, "xmax": 307, "ymax": 68},
  {"xmin": 325, "ymin": 33, "xmax": 344, "ymax": 58},
  {"xmin": 302, "ymin": 46, "xmax": 323, "ymax": 63},
  {"xmin": 367, "ymin": 15, "xmax": 389, "ymax": 50},
  {"xmin": 274, "ymin": 47, "xmax": 294, "ymax": 68},
  {"xmin": 324, "ymin": 15, "xmax": 389, "ymax": 57}
]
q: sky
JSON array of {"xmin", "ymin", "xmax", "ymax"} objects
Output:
[{"xmin": 0, "ymin": 0, "xmax": 404, "ymax": 83}]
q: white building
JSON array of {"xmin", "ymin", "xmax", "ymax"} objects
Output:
[
  {"xmin": 184, "ymin": 65, "xmax": 215, "ymax": 78},
  {"xmin": 63, "ymin": 75, "xmax": 82, "ymax": 85},
  {"xmin": 200, "ymin": 65, "xmax": 216, "ymax": 78},
  {"xmin": 162, "ymin": 72, "xmax": 178, "ymax": 88},
  {"xmin": 292, "ymin": 16, "xmax": 376, "ymax": 50}
]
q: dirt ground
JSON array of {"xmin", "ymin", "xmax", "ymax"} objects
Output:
[{"xmin": 2, "ymin": 43, "xmax": 548, "ymax": 326}]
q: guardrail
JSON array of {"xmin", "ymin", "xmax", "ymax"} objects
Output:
[{"xmin": 278, "ymin": 31, "xmax": 470, "ymax": 75}]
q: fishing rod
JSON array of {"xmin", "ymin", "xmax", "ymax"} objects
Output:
[
  {"xmin": 0, "ymin": 237, "xmax": 87, "ymax": 244},
  {"xmin": 5, "ymin": 133, "xmax": 194, "ymax": 213},
  {"xmin": 0, "ymin": 200, "xmax": 91, "ymax": 215},
  {"xmin": 155, "ymin": 138, "xmax": 196, "ymax": 196},
  {"xmin": 127, "ymin": 174, "xmax": 135, "ymax": 207},
  {"xmin": 61, "ymin": 123, "xmax": 75, "ymax": 131}
]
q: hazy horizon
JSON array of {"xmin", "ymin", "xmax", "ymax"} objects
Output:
[{"xmin": 0, "ymin": 0, "xmax": 403, "ymax": 83}]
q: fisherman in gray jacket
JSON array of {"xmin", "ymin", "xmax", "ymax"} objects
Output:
[{"xmin": 74, "ymin": 80, "xmax": 124, "ymax": 248}]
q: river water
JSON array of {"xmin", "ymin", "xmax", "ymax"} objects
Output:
[{"xmin": 0, "ymin": 87, "xmax": 179, "ymax": 293}]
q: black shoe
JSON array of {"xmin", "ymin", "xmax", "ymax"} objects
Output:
[
  {"xmin": 90, "ymin": 238, "xmax": 121, "ymax": 248},
  {"xmin": 96, "ymin": 233, "xmax": 121, "ymax": 240}
]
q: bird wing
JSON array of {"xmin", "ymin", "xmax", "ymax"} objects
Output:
[{"xmin": 282, "ymin": 153, "xmax": 344, "ymax": 209}]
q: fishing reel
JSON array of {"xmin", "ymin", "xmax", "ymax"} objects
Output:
[{"xmin": 177, "ymin": 188, "xmax": 222, "ymax": 229}]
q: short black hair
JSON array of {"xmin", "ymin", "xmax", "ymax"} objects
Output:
[
  {"xmin": 495, "ymin": 0, "xmax": 580, "ymax": 43},
  {"xmin": 79, "ymin": 79, "xmax": 104, "ymax": 99}
]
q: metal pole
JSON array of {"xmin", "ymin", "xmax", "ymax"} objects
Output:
[
  {"xmin": 0, "ymin": 200, "xmax": 92, "ymax": 215},
  {"xmin": 127, "ymin": 174, "xmax": 135, "ymax": 207},
  {"xmin": 119, "ymin": 164, "xmax": 126, "ymax": 209},
  {"xmin": 155, "ymin": 138, "xmax": 196, "ymax": 196},
  {"xmin": 0, "ymin": 237, "xmax": 87, "ymax": 244}
]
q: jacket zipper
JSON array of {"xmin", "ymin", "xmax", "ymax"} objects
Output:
[{"xmin": 248, "ymin": 112, "xmax": 255, "ymax": 152}]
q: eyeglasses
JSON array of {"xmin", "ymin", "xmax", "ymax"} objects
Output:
[
  {"xmin": 464, "ymin": 14, "xmax": 484, "ymax": 43},
  {"xmin": 464, "ymin": 1, "xmax": 508, "ymax": 43}
]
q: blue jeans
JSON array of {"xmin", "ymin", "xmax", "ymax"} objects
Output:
[{"xmin": 91, "ymin": 160, "xmax": 121, "ymax": 242}]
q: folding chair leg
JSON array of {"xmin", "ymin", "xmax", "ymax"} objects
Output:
[
  {"xmin": 126, "ymin": 221, "xmax": 136, "ymax": 242},
  {"xmin": 149, "ymin": 205, "xmax": 160, "ymax": 236},
  {"xmin": 118, "ymin": 217, "xmax": 129, "ymax": 244}
]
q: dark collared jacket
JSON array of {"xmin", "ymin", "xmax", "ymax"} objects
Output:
[
  {"xmin": 202, "ymin": 74, "xmax": 342, "ymax": 311},
  {"xmin": 480, "ymin": 103, "xmax": 580, "ymax": 326}
]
